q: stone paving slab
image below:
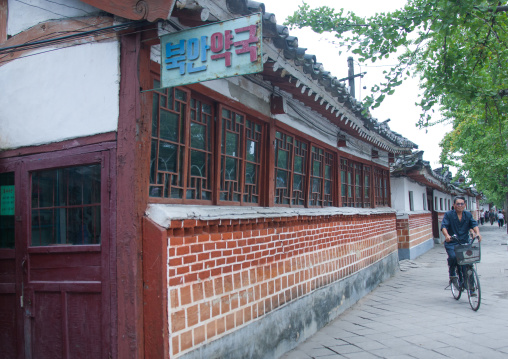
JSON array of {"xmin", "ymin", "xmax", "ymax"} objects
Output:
[{"xmin": 280, "ymin": 225, "xmax": 508, "ymax": 359}]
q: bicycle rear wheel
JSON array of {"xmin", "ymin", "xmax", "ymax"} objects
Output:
[
  {"xmin": 466, "ymin": 266, "xmax": 481, "ymax": 311},
  {"xmin": 450, "ymin": 276, "xmax": 461, "ymax": 300}
]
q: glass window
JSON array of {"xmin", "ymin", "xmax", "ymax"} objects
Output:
[
  {"xmin": 220, "ymin": 107, "xmax": 263, "ymax": 204},
  {"xmin": 0, "ymin": 172, "xmax": 15, "ymax": 249},
  {"xmin": 309, "ymin": 146, "xmax": 334, "ymax": 207},
  {"xmin": 149, "ymin": 84, "xmax": 188, "ymax": 199},
  {"xmin": 31, "ymin": 165, "xmax": 101, "ymax": 246},
  {"xmin": 373, "ymin": 167, "xmax": 389, "ymax": 206},
  {"xmin": 274, "ymin": 130, "xmax": 308, "ymax": 206},
  {"xmin": 409, "ymin": 191, "xmax": 414, "ymax": 211},
  {"xmin": 363, "ymin": 167, "xmax": 371, "ymax": 208},
  {"xmin": 423, "ymin": 193, "xmax": 427, "ymax": 210}
]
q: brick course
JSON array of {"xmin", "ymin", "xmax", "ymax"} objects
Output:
[
  {"xmin": 396, "ymin": 213, "xmax": 433, "ymax": 250},
  {"xmin": 166, "ymin": 213, "xmax": 397, "ymax": 357}
]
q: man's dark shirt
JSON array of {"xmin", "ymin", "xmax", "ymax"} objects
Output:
[{"xmin": 441, "ymin": 209, "xmax": 478, "ymax": 246}]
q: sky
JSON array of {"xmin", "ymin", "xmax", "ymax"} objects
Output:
[{"xmin": 268, "ymin": 0, "xmax": 453, "ymax": 170}]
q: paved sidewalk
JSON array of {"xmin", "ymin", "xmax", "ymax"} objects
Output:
[{"xmin": 281, "ymin": 224, "xmax": 508, "ymax": 358}]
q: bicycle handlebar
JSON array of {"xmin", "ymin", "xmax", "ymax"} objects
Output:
[{"xmin": 450, "ymin": 234, "xmax": 480, "ymax": 245}]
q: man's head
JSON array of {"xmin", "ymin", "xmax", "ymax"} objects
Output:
[{"xmin": 453, "ymin": 196, "xmax": 466, "ymax": 212}]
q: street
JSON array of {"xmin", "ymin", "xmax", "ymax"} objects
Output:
[{"xmin": 281, "ymin": 224, "xmax": 508, "ymax": 358}]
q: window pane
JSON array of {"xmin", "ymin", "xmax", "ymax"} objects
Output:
[
  {"xmin": 190, "ymin": 150, "xmax": 206, "ymax": 177},
  {"xmin": 31, "ymin": 165, "xmax": 101, "ymax": 246},
  {"xmin": 190, "ymin": 122, "xmax": 207, "ymax": 150},
  {"xmin": 159, "ymin": 109, "xmax": 180, "ymax": 142},
  {"xmin": 245, "ymin": 162, "xmax": 256, "ymax": 185},
  {"xmin": 225, "ymin": 132, "xmax": 238, "ymax": 156},
  {"xmin": 313, "ymin": 160, "xmax": 321, "ymax": 177},
  {"xmin": 158, "ymin": 142, "xmax": 178, "ymax": 173},
  {"xmin": 0, "ymin": 172, "xmax": 15, "ymax": 248},
  {"xmin": 224, "ymin": 157, "xmax": 237, "ymax": 180},
  {"xmin": 276, "ymin": 170, "xmax": 288, "ymax": 189},
  {"xmin": 246, "ymin": 140, "xmax": 256, "ymax": 162},
  {"xmin": 277, "ymin": 149, "xmax": 288, "ymax": 169}
]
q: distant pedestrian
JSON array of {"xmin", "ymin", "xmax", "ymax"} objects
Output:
[
  {"xmin": 489, "ymin": 210, "xmax": 496, "ymax": 225},
  {"xmin": 484, "ymin": 210, "xmax": 490, "ymax": 224},
  {"xmin": 480, "ymin": 213, "xmax": 485, "ymax": 225},
  {"xmin": 498, "ymin": 211, "xmax": 504, "ymax": 227}
]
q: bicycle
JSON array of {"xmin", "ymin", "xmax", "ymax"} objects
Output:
[{"xmin": 449, "ymin": 234, "xmax": 481, "ymax": 311}]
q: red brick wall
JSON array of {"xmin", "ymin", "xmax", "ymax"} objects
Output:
[
  {"xmin": 396, "ymin": 213, "xmax": 433, "ymax": 250},
  {"xmin": 165, "ymin": 213, "xmax": 397, "ymax": 357}
]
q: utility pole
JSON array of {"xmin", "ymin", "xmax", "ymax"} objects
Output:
[{"xmin": 347, "ymin": 56, "xmax": 355, "ymax": 98}]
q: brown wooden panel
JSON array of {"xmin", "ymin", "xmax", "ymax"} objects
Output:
[
  {"xmin": 143, "ymin": 217, "xmax": 168, "ymax": 359},
  {"xmin": 0, "ymin": 0, "xmax": 6, "ymax": 43},
  {"xmin": 0, "ymin": 257, "xmax": 15, "ymax": 283},
  {"xmin": 33, "ymin": 292, "xmax": 63, "ymax": 358},
  {"xmin": 30, "ymin": 282, "xmax": 101, "ymax": 292},
  {"xmin": 67, "ymin": 293, "xmax": 102, "ymax": 359},
  {"xmin": 0, "ymin": 283, "xmax": 15, "ymax": 292},
  {"xmin": 80, "ymin": 0, "xmax": 174, "ymax": 21},
  {"xmin": 29, "ymin": 252, "xmax": 101, "ymax": 269},
  {"xmin": 30, "ymin": 266, "xmax": 101, "ymax": 282},
  {"xmin": 0, "ymin": 293, "xmax": 17, "ymax": 359}
]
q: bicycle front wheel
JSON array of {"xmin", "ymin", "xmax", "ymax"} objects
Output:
[
  {"xmin": 450, "ymin": 276, "xmax": 461, "ymax": 300},
  {"xmin": 467, "ymin": 266, "xmax": 481, "ymax": 311}
]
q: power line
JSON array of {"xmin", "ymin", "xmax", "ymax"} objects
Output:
[{"xmin": 0, "ymin": 20, "xmax": 149, "ymax": 56}]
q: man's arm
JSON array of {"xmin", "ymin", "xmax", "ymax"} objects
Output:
[
  {"xmin": 472, "ymin": 226, "xmax": 482, "ymax": 242},
  {"xmin": 442, "ymin": 227, "xmax": 452, "ymax": 242},
  {"xmin": 441, "ymin": 212, "xmax": 452, "ymax": 242}
]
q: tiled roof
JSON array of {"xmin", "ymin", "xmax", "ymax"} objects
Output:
[{"xmin": 171, "ymin": 0, "xmax": 418, "ymax": 153}]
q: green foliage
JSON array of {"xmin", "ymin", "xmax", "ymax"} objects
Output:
[{"xmin": 285, "ymin": 0, "xmax": 508, "ymax": 202}]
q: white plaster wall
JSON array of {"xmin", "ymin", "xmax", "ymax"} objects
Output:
[
  {"xmin": 391, "ymin": 177, "xmax": 427, "ymax": 212},
  {"xmin": 407, "ymin": 180, "xmax": 426, "ymax": 211},
  {"xmin": 0, "ymin": 41, "xmax": 120, "ymax": 150},
  {"xmin": 7, "ymin": 0, "xmax": 99, "ymax": 36},
  {"xmin": 390, "ymin": 177, "xmax": 407, "ymax": 210},
  {"xmin": 433, "ymin": 189, "xmax": 451, "ymax": 212}
]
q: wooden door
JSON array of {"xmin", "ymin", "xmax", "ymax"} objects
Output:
[
  {"xmin": 0, "ymin": 164, "xmax": 21, "ymax": 358},
  {"xmin": 1, "ymin": 148, "xmax": 114, "ymax": 358}
]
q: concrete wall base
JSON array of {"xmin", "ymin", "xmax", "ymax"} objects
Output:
[
  {"xmin": 398, "ymin": 238, "xmax": 435, "ymax": 260},
  {"xmin": 177, "ymin": 252, "xmax": 399, "ymax": 359}
]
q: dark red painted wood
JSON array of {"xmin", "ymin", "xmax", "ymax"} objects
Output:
[
  {"xmin": 21, "ymin": 149, "xmax": 113, "ymax": 359},
  {"xmin": 0, "ymin": 132, "xmax": 116, "ymax": 159},
  {"xmin": 142, "ymin": 217, "xmax": 168, "ymax": 359},
  {"xmin": 0, "ymin": 143, "xmax": 115, "ymax": 358},
  {"xmin": 80, "ymin": 0, "xmax": 175, "ymax": 22},
  {"xmin": 117, "ymin": 32, "xmax": 145, "ymax": 359}
]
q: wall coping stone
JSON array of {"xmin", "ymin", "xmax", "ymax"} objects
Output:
[
  {"xmin": 395, "ymin": 210, "xmax": 431, "ymax": 219},
  {"xmin": 146, "ymin": 204, "xmax": 396, "ymax": 229}
]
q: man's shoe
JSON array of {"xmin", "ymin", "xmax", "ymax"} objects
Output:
[{"xmin": 469, "ymin": 290, "xmax": 477, "ymax": 297}]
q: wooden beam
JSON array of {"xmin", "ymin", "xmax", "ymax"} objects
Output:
[{"xmin": 81, "ymin": 0, "xmax": 176, "ymax": 22}]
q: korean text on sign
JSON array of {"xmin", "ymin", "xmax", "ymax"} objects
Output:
[
  {"xmin": 160, "ymin": 14, "xmax": 263, "ymax": 88},
  {"xmin": 165, "ymin": 24, "xmax": 259, "ymax": 75}
]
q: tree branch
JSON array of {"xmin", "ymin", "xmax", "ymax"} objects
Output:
[{"xmin": 473, "ymin": 5, "xmax": 508, "ymax": 13}]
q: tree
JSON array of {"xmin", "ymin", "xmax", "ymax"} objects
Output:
[{"xmin": 285, "ymin": 0, "xmax": 508, "ymax": 203}]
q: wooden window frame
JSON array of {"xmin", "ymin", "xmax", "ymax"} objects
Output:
[
  {"xmin": 373, "ymin": 166, "xmax": 390, "ymax": 207},
  {"xmin": 216, "ymin": 105, "xmax": 265, "ymax": 206},
  {"xmin": 308, "ymin": 145, "xmax": 334, "ymax": 207},
  {"xmin": 148, "ymin": 73, "xmax": 266, "ymax": 206},
  {"xmin": 339, "ymin": 158, "xmax": 376, "ymax": 208},
  {"xmin": 273, "ymin": 129, "xmax": 308, "ymax": 207}
]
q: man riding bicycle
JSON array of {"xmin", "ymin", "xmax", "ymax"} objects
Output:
[{"xmin": 441, "ymin": 196, "xmax": 482, "ymax": 295}]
